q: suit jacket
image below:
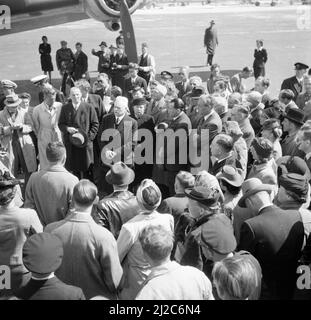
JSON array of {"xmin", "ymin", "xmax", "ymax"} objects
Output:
[
  {"xmin": 204, "ymin": 26, "xmax": 218, "ymax": 54},
  {"xmin": 58, "ymin": 101, "xmax": 99, "ymax": 172},
  {"xmin": 197, "ymin": 110, "xmax": 222, "ymax": 143},
  {"xmin": 238, "ymin": 205, "xmax": 304, "ymax": 299},
  {"xmin": 86, "ymin": 93, "xmax": 104, "ymax": 123},
  {"xmin": 124, "ymin": 76, "xmax": 148, "ymax": 99},
  {"xmin": 164, "ymin": 111, "xmax": 192, "ymax": 172},
  {"xmin": 281, "ymin": 131, "xmax": 305, "ymax": 158},
  {"xmin": 73, "ymin": 51, "xmax": 88, "ymax": 81},
  {"xmin": 281, "ymin": 76, "xmax": 303, "ymax": 101},
  {"xmin": 15, "ymin": 277, "xmax": 85, "ymax": 300},
  {"xmin": 98, "ymin": 113, "xmax": 138, "ymax": 167},
  {"xmin": 175, "ymin": 80, "xmax": 192, "ymax": 99}
]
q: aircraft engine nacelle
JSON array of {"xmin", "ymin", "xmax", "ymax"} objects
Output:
[{"xmin": 83, "ymin": 0, "xmax": 142, "ymax": 30}]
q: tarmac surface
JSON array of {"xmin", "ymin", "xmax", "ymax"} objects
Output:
[{"xmin": 0, "ymin": 4, "xmax": 310, "ymax": 104}]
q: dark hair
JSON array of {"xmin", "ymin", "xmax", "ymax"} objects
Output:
[
  {"xmin": 42, "ymin": 36, "xmax": 47, "ymax": 41},
  {"xmin": 280, "ymin": 89, "xmax": 295, "ymax": 101},
  {"xmin": 171, "ymin": 98, "xmax": 185, "ymax": 111},
  {"xmin": 73, "ymin": 180, "xmax": 97, "ymax": 207},
  {"xmin": 221, "ymin": 179, "xmax": 241, "ymax": 196},
  {"xmin": 111, "ymin": 86, "xmax": 122, "ymax": 97},
  {"xmin": 215, "ymin": 134, "xmax": 234, "ymax": 153},
  {"xmin": 19, "ymin": 92, "xmax": 31, "ymax": 101},
  {"xmin": 76, "ymin": 42, "xmax": 82, "ymax": 47},
  {"xmin": 46, "ymin": 142, "xmax": 66, "ymax": 163},
  {"xmin": 142, "ymin": 186, "xmax": 161, "ymax": 208}
]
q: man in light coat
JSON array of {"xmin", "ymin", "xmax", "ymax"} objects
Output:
[
  {"xmin": 25, "ymin": 142, "xmax": 79, "ymax": 226},
  {"xmin": 45, "ymin": 179, "xmax": 123, "ymax": 300}
]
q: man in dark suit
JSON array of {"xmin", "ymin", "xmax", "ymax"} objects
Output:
[
  {"xmin": 58, "ymin": 87, "xmax": 99, "ymax": 180},
  {"xmin": 91, "ymin": 41, "xmax": 111, "ymax": 75},
  {"xmin": 110, "ymin": 46, "xmax": 129, "ymax": 92},
  {"xmin": 175, "ymin": 66, "xmax": 192, "ymax": 99},
  {"xmin": 73, "ymin": 42, "xmax": 88, "ymax": 81},
  {"xmin": 97, "ymin": 96, "xmax": 137, "ymax": 196},
  {"xmin": 15, "ymin": 233, "xmax": 85, "ymax": 300},
  {"xmin": 132, "ymin": 98, "xmax": 155, "ymax": 187},
  {"xmin": 124, "ymin": 63, "xmax": 148, "ymax": 101},
  {"xmin": 281, "ymin": 62, "xmax": 309, "ymax": 102},
  {"xmin": 163, "ymin": 98, "xmax": 192, "ymax": 195},
  {"xmin": 238, "ymin": 178, "xmax": 304, "ymax": 300},
  {"xmin": 253, "ymin": 40, "xmax": 268, "ymax": 79},
  {"xmin": 204, "ymin": 20, "xmax": 218, "ymax": 66}
]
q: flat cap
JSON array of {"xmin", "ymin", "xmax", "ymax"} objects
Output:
[
  {"xmin": 295, "ymin": 62, "xmax": 309, "ymax": 70},
  {"xmin": 23, "ymin": 233, "xmax": 64, "ymax": 275}
]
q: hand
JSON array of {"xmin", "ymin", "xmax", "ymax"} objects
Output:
[
  {"xmin": 91, "ymin": 49, "xmax": 96, "ymax": 53},
  {"xmin": 67, "ymin": 127, "xmax": 78, "ymax": 134}
]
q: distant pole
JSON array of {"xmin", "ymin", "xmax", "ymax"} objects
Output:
[{"xmin": 119, "ymin": 0, "xmax": 138, "ymax": 63}]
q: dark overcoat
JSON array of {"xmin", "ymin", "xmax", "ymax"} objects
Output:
[{"xmin": 58, "ymin": 101, "xmax": 99, "ymax": 172}]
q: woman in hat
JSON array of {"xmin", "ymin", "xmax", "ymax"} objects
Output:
[
  {"xmin": 117, "ymin": 179, "xmax": 174, "ymax": 300},
  {"xmin": 261, "ymin": 118, "xmax": 283, "ymax": 161},
  {"xmin": 0, "ymin": 94, "xmax": 37, "ymax": 187},
  {"xmin": 39, "ymin": 36, "xmax": 54, "ymax": 83},
  {"xmin": 0, "ymin": 171, "xmax": 42, "ymax": 298},
  {"xmin": 248, "ymin": 137, "xmax": 278, "ymax": 195}
]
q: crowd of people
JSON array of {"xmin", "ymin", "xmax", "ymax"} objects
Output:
[{"xmin": 1, "ymin": 27, "xmax": 311, "ymax": 300}]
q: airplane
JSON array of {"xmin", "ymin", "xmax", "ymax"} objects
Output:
[{"xmin": 0, "ymin": 0, "xmax": 150, "ymax": 62}]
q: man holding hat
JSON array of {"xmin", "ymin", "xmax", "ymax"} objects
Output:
[
  {"xmin": 281, "ymin": 62, "xmax": 309, "ymax": 101},
  {"xmin": 238, "ymin": 177, "xmax": 305, "ymax": 299},
  {"xmin": 93, "ymin": 162, "xmax": 140, "ymax": 239},
  {"xmin": 59, "ymin": 87, "xmax": 99, "ymax": 180},
  {"xmin": 0, "ymin": 93, "xmax": 37, "ymax": 187},
  {"xmin": 204, "ymin": 20, "xmax": 218, "ymax": 67},
  {"xmin": 110, "ymin": 46, "xmax": 129, "ymax": 92},
  {"xmin": 138, "ymin": 42, "xmax": 156, "ymax": 85},
  {"xmin": 281, "ymin": 107, "xmax": 305, "ymax": 157},
  {"xmin": 14, "ymin": 233, "xmax": 85, "ymax": 300},
  {"xmin": 0, "ymin": 80, "xmax": 17, "ymax": 111},
  {"xmin": 124, "ymin": 63, "xmax": 148, "ymax": 100},
  {"xmin": 56, "ymin": 41, "xmax": 75, "ymax": 96},
  {"xmin": 92, "ymin": 41, "xmax": 111, "ymax": 75}
]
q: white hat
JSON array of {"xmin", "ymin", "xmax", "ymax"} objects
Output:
[
  {"xmin": 30, "ymin": 75, "xmax": 48, "ymax": 85},
  {"xmin": 1, "ymin": 80, "xmax": 17, "ymax": 89}
]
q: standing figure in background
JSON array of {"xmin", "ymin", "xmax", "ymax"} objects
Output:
[
  {"xmin": 32, "ymin": 85, "xmax": 63, "ymax": 171},
  {"xmin": 138, "ymin": 42, "xmax": 156, "ymax": 85},
  {"xmin": 39, "ymin": 36, "xmax": 54, "ymax": 83},
  {"xmin": 73, "ymin": 42, "xmax": 88, "ymax": 82},
  {"xmin": 92, "ymin": 41, "xmax": 111, "ymax": 76},
  {"xmin": 56, "ymin": 41, "xmax": 75, "ymax": 96},
  {"xmin": 204, "ymin": 20, "xmax": 218, "ymax": 67},
  {"xmin": 253, "ymin": 40, "xmax": 268, "ymax": 79}
]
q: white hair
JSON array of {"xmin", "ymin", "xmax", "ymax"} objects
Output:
[{"xmin": 114, "ymin": 96, "xmax": 128, "ymax": 109}]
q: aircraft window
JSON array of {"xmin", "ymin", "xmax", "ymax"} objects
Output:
[{"xmin": 104, "ymin": 0, "xmax": 137, "ymax": 11}]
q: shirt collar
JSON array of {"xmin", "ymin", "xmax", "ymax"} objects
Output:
[
  {"xmin": 115, "ymin": 114, "xmax": 126, "ymax": 123},
  {"xmin": 32, "ymin": 273, "xmax": 55, "ymax": 281},
  {"xmin": 173, "ymin": 111, "xmax": 184, "ymax": 121}
]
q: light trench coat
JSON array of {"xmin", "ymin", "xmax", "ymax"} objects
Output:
[
  {"xmin": 0, "ymin": 107, "xmax": 37, "ymax": 174},
  {"xmin": 32, "ymin": 102, "xmax": 63, "ymax": 170}
]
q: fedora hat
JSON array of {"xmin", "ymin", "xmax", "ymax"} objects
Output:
[
  {"xmin": 217, "ymin": 165, "xmax": 243, "ymax": 187},
  {"xmin": 284, "ymin": 107, "xmax": 305, "ymax": 126},
  {"xmin": 238, "ymin": 178, "xmax": 274, "ymax": 208},
  {"xmin": 69, "ymin": 129, "xmax": 88, "ymax": 148},
  {"xmin": 105, "ymin": 162, "xmax": 135, "ymax": 186},
  {"xmin": 4, "ymin": 94, "xmax": 22, "ymax": 107},
  {"xmin": 185, "ymin": 185, "xmax": 220, "ymax": 207}
]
